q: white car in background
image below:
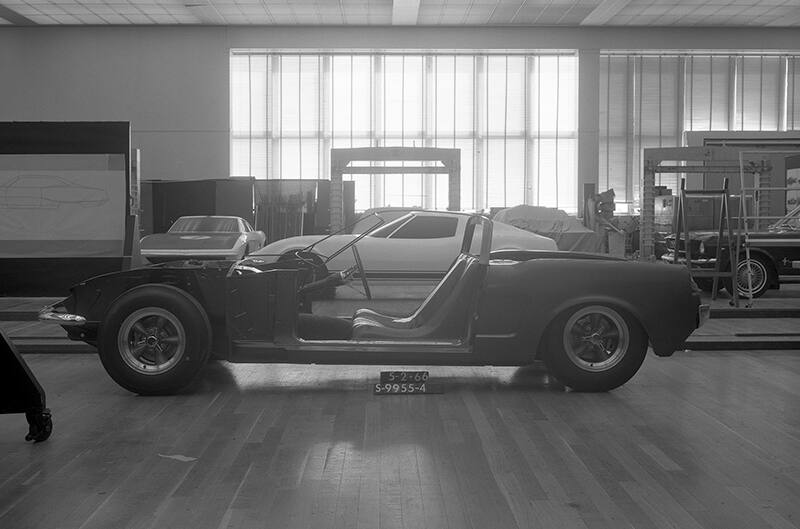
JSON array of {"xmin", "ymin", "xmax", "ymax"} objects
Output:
[
  {"xmin": 251, "ymin": 210, "xmax": 557, "ymax": 280},
  {"xmin": 140, "ymin": 215, "xmax": 266, "ymax": 263}
]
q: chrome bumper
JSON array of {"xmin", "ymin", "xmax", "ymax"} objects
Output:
[
  {"xmin": 38, "ymin": 305, "xmax": 86, "ymax": 326},
  {"xmin": 697, "ymin": 304, "xmax": 711, "ymax": 328},
  {"xmin": 141, "ymin": 249, "xmax": 239, "ymax": 258},
  {"xmin": 661, "ymin": 252, "xmax": 717, "ymax": 267}
]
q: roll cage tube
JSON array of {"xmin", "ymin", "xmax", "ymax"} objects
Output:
[
  {"xmin": 461, "ymin": 215, "xmax": 493, "ymax": 265},
  {"xmin": 298, "ymin": 213, "xmax": 388, "ymax": 268}
]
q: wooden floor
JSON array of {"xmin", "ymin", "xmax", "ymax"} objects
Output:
[{"xmin": 1, "ymin": 352, "xmax": 799, "ymax": 529}]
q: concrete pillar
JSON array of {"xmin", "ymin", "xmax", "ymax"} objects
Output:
[{"xmin": 578, "ymin": 49, "xmax": 600, "ymax": 217}]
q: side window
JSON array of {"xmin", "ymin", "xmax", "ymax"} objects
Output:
[
  {"xmin": 389, "ymin": 216, "xmax": 459, "ymax": 239},
  {"xmin": 369, "ymin": 216, "xmax": 412, "ymax": 238},
  {"xmin": 243, "ymin": 220, "xmax": 253, "ymax": 232}
]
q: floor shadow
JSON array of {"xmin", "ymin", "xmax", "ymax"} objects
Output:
[{"xmin": 189, "ymin": 361, "xmax": 566, "ymax": 395}]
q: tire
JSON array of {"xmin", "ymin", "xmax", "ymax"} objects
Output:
[
  {"xmin": 541, "ymin": 304, "xmax": 648, "ymax": 392},
  {"xmin": 98, "ymin": 285, "xmax": 211, "ymax": 395},
  {"xmin": 723, "ymin": 254, "xmax": 773, "ymax": 299}
]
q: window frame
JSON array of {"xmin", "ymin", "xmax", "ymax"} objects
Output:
[
  {"xmin": 230, "ymin": 50, "xmax": 580, "ymax": 213},
  {"xmin": 386, "ymin": 214, "xmax": 460, "ymax": 240}
]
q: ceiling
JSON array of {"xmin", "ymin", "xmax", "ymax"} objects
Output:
[{"xmin": 1, "ymin": 0, "xmax": 799, "ymax": 27}]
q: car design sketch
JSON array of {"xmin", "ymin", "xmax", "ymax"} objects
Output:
[
  {"xmin": 139, "ymin": 215, "xmax": 266, "ymax": 263},
  {"xmin": 40, "ymin": 213, "xmax": 707, "ymax": 396},
  {"xmin": 0, "ymin": 174, "xmax": 109, "ymax": 209}
]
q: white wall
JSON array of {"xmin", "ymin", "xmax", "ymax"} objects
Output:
[
  {"xmin": 1, "ymin": 25, "xmax": 798, "ymax": 186},
  {"xmin": 0, "ymin": 27, "xmax": 229, "ymax": 181}
]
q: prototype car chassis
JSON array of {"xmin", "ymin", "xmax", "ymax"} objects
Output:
[{"xmin": 40, "ymin": 215, "xmax": 705, "ymax": 395}]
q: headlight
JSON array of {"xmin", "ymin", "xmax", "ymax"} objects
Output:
[{"xmin": 233, "ymin": 264, "xmax": 262, "ymax": 275}]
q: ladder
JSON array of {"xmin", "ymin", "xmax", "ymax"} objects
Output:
[
  {"xmin": 671, "ymin": 177, "xmax": 739, "ymax": 307},
  {"xmin": 736, "ymin": 154, "xmax": 787, "ymax": 307}
]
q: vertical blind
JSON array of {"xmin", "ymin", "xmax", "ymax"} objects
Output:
[
  {"xmin": 231, "ymin": 51, "xmax": 578, "ymax": 213},
  {"xmin": 600, "ymin": 53, "xmax": 800, "ymax": 205}
]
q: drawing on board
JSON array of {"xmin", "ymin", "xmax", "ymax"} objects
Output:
[
  {"xmin": 0, "ymin": 174, "xmax": 109, "ymax": 209},
  {"xmin": 0, "ymin": 154, "xmax": 126, "ymax": 258}
]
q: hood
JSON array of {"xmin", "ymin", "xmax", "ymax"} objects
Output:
[
  {"xmin": 140, "ymin": 232, "xmax": 243, "ymax": 250},
  {"xmin": 252, "ymin": 234, "xmax": 358, "ymax": 258}
]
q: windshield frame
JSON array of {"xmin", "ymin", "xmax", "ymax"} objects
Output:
[
  {"xmin": 769, "ymin": 204, "xmax": 800, "ymax": 230},
  {"xmin": 168, "ymin": 216, "xmax": 241, "ymax": 233},
  {"xmin": 298, "ymin": 212, "xmax": 387, "ymax": 264}
]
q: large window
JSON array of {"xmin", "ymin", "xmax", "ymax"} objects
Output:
[
  {"xmin": 600, "ymin": 53, "xmax": 800, "ymax": 206},
  {"xmin": 231, "ymin": 51, "xmax": 578, "ymax": 212}
]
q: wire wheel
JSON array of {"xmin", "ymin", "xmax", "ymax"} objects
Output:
[
  {"xmin": 117, "ymin": 307, "xmax": 186, "ymax": 375},
  {"xmin": 736, "ymin": 257, "xmax": 768, "ymax": 297},
  {"xmin": 562, "ymin": 305, "xmax": 630, "ymax": 373}
]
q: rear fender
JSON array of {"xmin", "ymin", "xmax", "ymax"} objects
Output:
[{"xmin": 532, "ymin": 295, "xmax": 650, "ymax": 361}]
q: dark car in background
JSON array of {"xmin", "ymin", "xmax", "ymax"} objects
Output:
[{"xmin": 662, "ymin": 204, "xmax": 800, "ymax": 297}]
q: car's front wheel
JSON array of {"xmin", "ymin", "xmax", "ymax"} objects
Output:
[
  {"xmin": 98, "ymin": 285, "xmax": 211, "ymax": 395},
  {"xmin": 542, "ymin": 304, "xmax": 648, "ymax": 392}
]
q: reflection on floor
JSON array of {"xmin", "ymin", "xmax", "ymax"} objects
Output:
[{"xmin": 1, "ymin": 352, "xmax": 798, "ymax": 529}]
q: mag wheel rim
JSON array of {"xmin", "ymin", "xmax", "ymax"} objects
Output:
[
  {"xmin": 563, "ymin": 306, "xmax": 629, "ymax": 372},
  {"xmin": 736, "ymin": 259, "xmax": 766, "ymax": 295},
  {"xmin": 117, "ymin": 307, "xmax": 186, "ymax": 375}
]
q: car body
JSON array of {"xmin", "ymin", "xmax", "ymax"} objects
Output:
[
  {"xmin": 0, "ymin": 174, "xmax": 109, "ymax": 209},
  {"xmin": 348, "ymin": 207, "xmax": 422, "ymax": 234},
  {"xmin": 661, "ymin": 204, "xmax": 800, "ymax": 297},
  {"xmin": 40, "ymin": 214, "xmax": 706, "ymax": 396},
  {"xmin": 139, "ymin": 215, "xmax": 266, "ymax": 264},
  {"xmin": 253, "ymin": 210, "xmax": 558, "ymax": 281}
]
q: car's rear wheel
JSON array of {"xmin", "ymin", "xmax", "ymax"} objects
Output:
[
  {"xmin": 723, "ymin": 254, "xmax": 773, "ymax": 298},
  {"xmin": 542, "ymin": 304, "xmax": 648, "ymax": 392},
  {"xmin": 98, "ymin": 285, "xmax": 211, "ymax": 395}
]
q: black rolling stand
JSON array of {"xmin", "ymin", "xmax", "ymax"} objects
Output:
[{"xmin": 0, "ymin": 329, "xmax": 52, "ymax": 442}]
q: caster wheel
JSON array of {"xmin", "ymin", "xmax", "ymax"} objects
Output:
[{"xmin": 25, "ymin": 408, "xmax": 52, "ymax": 443}]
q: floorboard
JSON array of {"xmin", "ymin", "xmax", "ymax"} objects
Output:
[{"xmin": 0, "ymin": 352, "xmax": 798, "ymax": 529}]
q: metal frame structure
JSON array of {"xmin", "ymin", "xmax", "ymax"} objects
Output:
[
  {"xmin": 329, "ymin": 147, "xmax": 461, "ymax": 232},
  {"xmin": 642, "ymin": 146, "xmax": 792, "ymax": 308},
  {"xmin": 735, "ymin": 150, "xmax": 800, "ymax": 305},
  {"xmin": 672, "ymin": 177, "xmax": 738, "ymax": 305}
]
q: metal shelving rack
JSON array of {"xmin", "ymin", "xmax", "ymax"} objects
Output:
[
  {"xmin": 736, "ymin": 151, "xmax": 798, "ymax": 305},
  {"xmin": 642, "ymin": 147, "xmax": 772, "ymax": 308},
  {"xmin": 672, "ymin": 177, "xmax": 738, "ymax": 305}
]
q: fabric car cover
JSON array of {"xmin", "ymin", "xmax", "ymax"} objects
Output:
[{"xmin": 494, "ymin": 205, "xmax": 603, "ymax": 253}]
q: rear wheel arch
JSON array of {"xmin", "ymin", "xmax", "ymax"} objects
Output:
[
  {"xmin": 534, "ymin": 298, "xmax": 650, "ymax": 361},
  {"xmin": 722, "ymin": 249, "xmax": 779, "ymax": 297},
  {"xmin": 722, "ymin": 247, "xmax": 778, "ymax": 277},
  {"xmin": 535, "ymin": 300, "xmax": 650, "ymax": 391},
  {"xmin": 741, "ymin": 249, "xmax": 779, "ymax": 282}
]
